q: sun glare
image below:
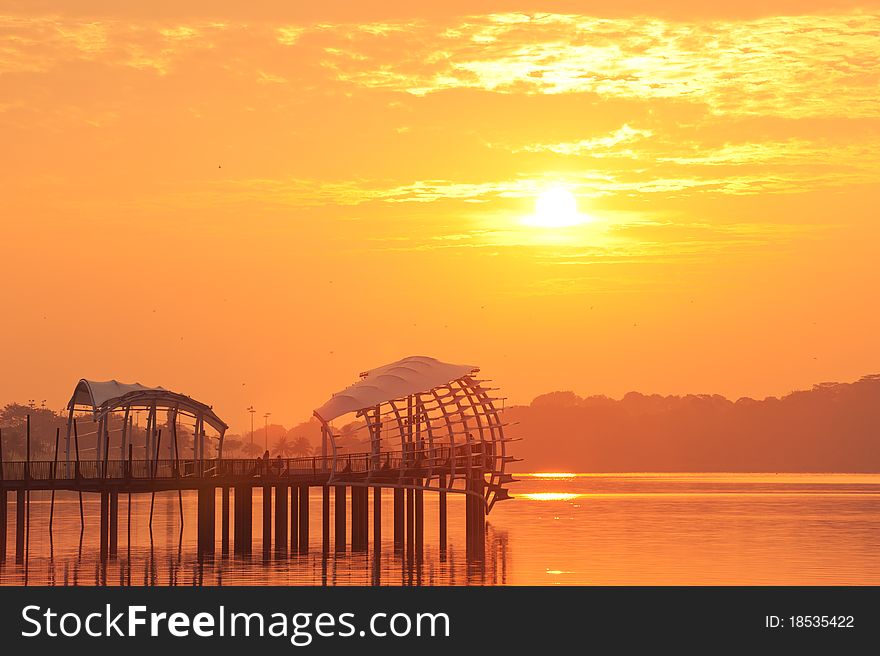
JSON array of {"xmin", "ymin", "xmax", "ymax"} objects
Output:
[
  {"xmin": 519, "ymin": 493, "xmax": 583, "ymax": 501},
  {"xmin": 524, "ymin": 188, "xmax": 587, "ymax": 228}
]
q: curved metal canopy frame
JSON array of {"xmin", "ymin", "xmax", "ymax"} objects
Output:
[
  {"xmin": 65, "ymin": 379, "xmax": 228, "ymax": 471},
  {"xmin": 314, "ymin": 362, "xmax": 516, "ymax": 513}
]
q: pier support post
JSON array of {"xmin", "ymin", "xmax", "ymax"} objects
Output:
[
  {"xmin": 406, "ymin": 486, "xmax": 414, "ymax": 562},
  {"xmin": 206, "ymin": 487, "xmax": 216, "ymax": 555},
  {"xmin": 198, "ymin": 487, "xmax": 206, "ymax": 554},
  {"xmin": 373, "ymin": 486, "xmax": 381, "ymax": 554},
  {"xmin": 465, "ymin": 492, "xmax": 473, "ymax": 557},
  {"xmin": 234, "ymin": 485, "xmax": 253, "ymax": 555},
  {"xmin": 198, "ymin": 486, "xmax": 216, "ymax": 555},
  {"xmin": 321, "ymin": 486, "xmax": 329, "ymax": 553},
  {"xmin": 290, "ymin": 484, "xmax": 299, "ymax": 553},
  {"xmin": 15, "ymin": 490, "xmax": 25, "ymax": 563},
  {"xmin": 466, "ymin": 476, "xmax": 486, "ymax": 561},
  {"xmin": 0, "ymin": 489, "xmax": 6, "ymax": 563},
  {"xmin": 351, "ymin": 486, "xmax": 360, "ymax": 551},
  {"xmin": 262, "ymin": 485, "xmax": 272, "ymax": 556},
  {"xmin": 351, "ymin": 486, "xmax": 368, "ymax": 552},
  {"xmin": 349, "ymin": 486, "xmax": 358, "ymax": 551},
  {"xmin": 221, "ymin": 487, "xmax": 230, "ymax": 555},
  {"xmin": 298, "ymin": 485, "xmax": 309, "ymax": 553},
  {"xmin": 109, "ymin": 491, "xmax": 119, "ymax": 558},
  {"xmin": 439, "ymin": 475, "xmax": 447, "ymax": 560},
  {"xmin": 393, "ymin": 487, "xmax": 404, "ymax": 552},
  {"xmin": 99, "ymin": 491, "xmax": 109, "ymax": 560},
  {"xmin": 360, "ymin": 486, "xmax": 370, "ymax": 549},
  {"xmin": 244, "ymin": 486, "xmax": 253, "ymax": 553},
  {"xmin": 275, "ymin": 484, "xmax": 288, "ymax": 554},
  {"xmin": 233, "ymin": 486, "xmax": 242, "ymax": 554},
  {"xmin": 335, "ymin": 485, "xmax": 346, "ymax": 552},
  {"xmin": 415, "ymin": 482, "xmax": 424, "ymax": 559}
]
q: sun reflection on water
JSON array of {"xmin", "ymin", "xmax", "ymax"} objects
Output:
[
  {"xmin": 518, "ymin": 492, "xmax": 583, "ymax": 501},
  {"xmin": 524, "ymin": 472, "xmax": 578, "ymax": 479}
]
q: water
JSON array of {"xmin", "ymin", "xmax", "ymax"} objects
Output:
[{"xmin": 2, "ymin": 473, "xmax": 879, "ymax": 585}]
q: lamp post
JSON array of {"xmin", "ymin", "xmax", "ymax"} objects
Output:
[
  {"xmin": 263, "ymin": 412, "xmax": 271, "ymax": 451},
  {"xmin": 248, "ymin": 406, "xmax": 256, "ymax": 446}
]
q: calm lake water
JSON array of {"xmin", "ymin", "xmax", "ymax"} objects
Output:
[{"xmin": 2, "ymin": 473, "xmax": 879, "ymax": 585}]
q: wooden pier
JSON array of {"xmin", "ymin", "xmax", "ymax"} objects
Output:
[
  {"xmin": 0, "ymin": 450, "xmax": 490, "ymax": 563},
  {"xmin": 0, "ymin": 356, "xmax": 517, "ymax": 568}
]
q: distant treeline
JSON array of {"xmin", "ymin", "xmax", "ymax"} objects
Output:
[
  {"xmin": 505, "ymin": 374, "xmax": 880, "ymax": 472},
  {"xmin": 5, "ymin": 374, "xmax": 880, "ymax": 471}
]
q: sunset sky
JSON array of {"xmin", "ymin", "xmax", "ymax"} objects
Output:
[{"xmin": 1, "ymin": 1, "xmax": 878, "ymax": 432}]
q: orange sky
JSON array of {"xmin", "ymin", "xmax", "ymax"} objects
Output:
[{"xmin": 1, "ymin": 1, "xmax": 879, "ymax": 433}]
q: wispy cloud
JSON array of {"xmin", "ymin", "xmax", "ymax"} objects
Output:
[
  {"xmin": 323, "ymin": 12, "xmax": 880, "ymax": 118},
  {"xmin": 0, "ymin": 15, "xmax": 226, "ymax": 74},
  {"xmin": 1, "ymin": 8, "xmax": 875, "ymax": 268},
  {"xmin": 499, "ymin": 124, "xmax": 653, "ymax": 156}
]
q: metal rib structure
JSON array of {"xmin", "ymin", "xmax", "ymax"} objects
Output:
[
  {"xmin": 65, "ymin": 379, "xmax": 228, "ymax": 474},
  {"xmin": 314, "ymin": 355, "xmax": 516, "ymax": 512}
]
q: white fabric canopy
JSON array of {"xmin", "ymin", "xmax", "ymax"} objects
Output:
[
  {"xmin": 314, "ymin": 355, "xmax": 478, "ymax": 422},
  {"xmin": 69, "ymin": 379, "xmax": 167, "ymax": 410},
  {"xmin": 67, "ymin": 378, "xmax": 227, "ymax": 433}
]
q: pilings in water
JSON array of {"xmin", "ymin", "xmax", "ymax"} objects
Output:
[
  {"xmin": 334, "ymin": 485, "xmax": 346, "ymax": 552},
  {"xmin": 15, "ymin": 490, "xmax": 25, "ymax": 563},
  {"xmin": 393, "ymin": 487, "xmax": 404, "ymax": 552},
  {"xmin": 439, "ymin": 475, "xmax": 448, "ymax": 560},
  {"xmin": 350, "ymin": 486, "xmax": 360, "ymax": 551},
  {"xmin": 321, "ymin": 486, "xmax": 329, "ymax": 553},
  {"xmin": 197, "ymin": 486, "xmax": 216, "ymax": 556},
  {"xmin": 373, "ymin": 486, "xmax": 382, "ymax": 554},
  {"xmin": 360, "ymin": 486, "xmax": 370, "ymax": 549},
  {"xmin": 290, "ymin": 485, "xmax": 300, "ymax": 553},
  {"xmin": 99, "ymin": 491, "xmax": 109, "ymax": 559},
  {"xmin": 234, "ymin": 485, "xmax": 253, "ymax": 555},
  {"xmin": 298, "ymin": 485, "xmax": 309, "ymax": 553},
  {"xmin": 414, "ymin": 482, "xmax": 424, "ymax": 559},
  {"xmin": 0, "ymin": 472, "xmax": 490, "ymax": 566},
  {"xmin": 275, "ymin": 484, "xmax": 288, "ymax": 554},
  {"xmin": 405, "ymin": 487, "xmax": 415, "ymax": 562},
  {"xmin": 351, "ymin": 486, "xmax": 368, "ymax": 552},
  {"xmin": 109, "ymin": 491, "xmax": 119, "ymax": 557},
  {"xmin": 262, "ymin": 484, "xmax": 271, "ymax": 556},
  {"xmin": 0, "ymin": 489, "xmax": 6, "ymax": 563},
  {"xmin": 465, "ymin": 476, "xmax": 486, "ymax": 561},
  {"xmin": 221, "ymin": 487, "xmax": 230, "ymax": 555},
  {"xmin": 213, "ymin": 481, "xmax": 309, "ymax": 556}
]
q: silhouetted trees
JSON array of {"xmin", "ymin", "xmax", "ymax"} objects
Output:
[
  {"xmin": 290, "ymin": 436, "xmax": 313, "ymax": 457},
  {"xmin": 0, "ymin": 403, "xmax": 66, "ymax": 459},
  {"xmin": 7, "ymin": 374, "xmax": 878, "ymax": 471},
  {"xmin": 506, "ymin": 374, "xmax": 880, "ymax": 472}
]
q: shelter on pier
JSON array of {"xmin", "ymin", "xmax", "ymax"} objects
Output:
[
  {"xmin": 313, "ymin": 355, "xmax": 515, "ymax": 512},
  {"xmin": 65, "ymin": 379, "xmax": 228, "ymax": 470}
]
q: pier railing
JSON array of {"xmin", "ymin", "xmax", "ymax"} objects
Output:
[{"xmin": 0, "ymin": 443, "xmax": 492, "ymax": 483}]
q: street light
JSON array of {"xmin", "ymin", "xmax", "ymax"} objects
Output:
[
  {"xmin": 263, "ymin": 412, "xmax": 271, "ymax": 451},
  {"xmin": 247, "ymin": 406, "xmax": 256, "ymax": 446}
]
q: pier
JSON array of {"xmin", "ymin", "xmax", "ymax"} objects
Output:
[{"xmin": 0, "ymin": 356, "xmax": 517, "ymax": 566}]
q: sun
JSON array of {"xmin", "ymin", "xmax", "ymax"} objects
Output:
[{"xmin": 524, "ymin": 187, "xmax": 586, "ymax": 228}]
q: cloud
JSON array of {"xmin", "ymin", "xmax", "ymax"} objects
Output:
[
  {"xmin": 322, "ymin": 12, "xmax": 880, "ymax": 118},
  {"xmin": 500, "ymin": 124, "xmax": 654, "ymax": 156},
  {"xmin": 654, "ymin": 139, "xmax": 880, "ymax": 167},
  {"xmin": 3, "ymin": 11, "xmax": 877, "ymax": 119},
  {"xmin": 276, "ymin": 26, "xmax": 304, "ymax": 46},
  {"xmin": 0, "ymin": 15, "xmax": 225, "ymax": 75}
]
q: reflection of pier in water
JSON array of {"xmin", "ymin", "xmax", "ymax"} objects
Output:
[
  {"xmin": 3, "ymin": 494, "xmax": 510, "ymax": 586},
  {"xmin": 1, "ymin": 356, "xmax": 517, "ymax": 581}
]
